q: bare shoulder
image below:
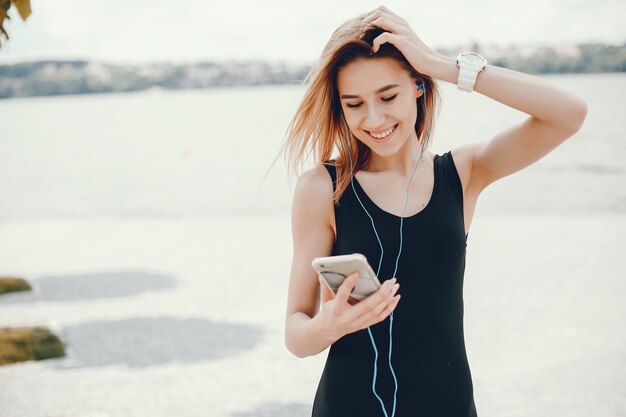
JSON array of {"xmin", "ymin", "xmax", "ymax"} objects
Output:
[
  {"xmin": 292, "ymin": 163, "xmax": 335, "ymax": 234},
  {"xmin": 294, "ymin": 164, "xmax": 333, "ymax": 199}
]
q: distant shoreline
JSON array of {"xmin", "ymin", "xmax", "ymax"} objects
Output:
[{"xmin": 1, "ymin": 42, "xmax": 624, "ymax": 100}]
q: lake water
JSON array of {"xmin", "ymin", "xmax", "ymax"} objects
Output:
[
  {"xmin": 0, "ymin": 73, "xmax": 624, "ymax": 221},
  {"xmin": 0, "ymin": 73, "xmax": 624, "ymax": 417}
]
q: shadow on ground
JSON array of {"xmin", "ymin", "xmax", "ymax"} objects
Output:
[
  {"xmin": 231, "ymin": 403, "xmax": 312, "ymax": 417},
  {"xmin": 44, "ymin": 317, "xmax": 263, "ymax": 369},
  {"xmin": 0, "ymin": 271, "xmax": 177, "ymax": 303}
]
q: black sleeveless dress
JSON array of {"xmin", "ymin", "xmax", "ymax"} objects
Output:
[{"xmin": 312, "ymin": 151, "xmax": 477, "ymax": 417}]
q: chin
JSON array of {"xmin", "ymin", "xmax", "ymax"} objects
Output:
[{"xmin": 366, "ymin": 130, "xmax": 409, "ymax": 156}]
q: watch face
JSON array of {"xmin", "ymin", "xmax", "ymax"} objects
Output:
[
  {"xmin": 457, "ymin": 52, "xmax": 487, "ymax": 69},
  {"xmin": 464, "ymin": 53, "xmax": 483, "ymax": 65}
]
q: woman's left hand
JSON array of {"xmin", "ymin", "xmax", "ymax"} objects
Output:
[{"xmin": 359, "ymin": 5, "xmax": 439, "ymax": 77}]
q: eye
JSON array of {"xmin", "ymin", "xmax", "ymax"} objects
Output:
[
  {"xmin": 382, "ymin": 94, "xmax": 398, "ymax": 102},
  {"xmin": 346, "ymin": 102, "xmax": 363, "ymax": 109}
]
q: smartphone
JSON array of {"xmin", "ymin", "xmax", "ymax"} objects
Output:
[{"xmin": 311, "ymin": 253, "xmax": 382, "ymax": 304}]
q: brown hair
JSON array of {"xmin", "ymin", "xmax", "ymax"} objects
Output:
[{"xmin": 277, "ymin": 14, "xmax": 441, "ymax": 204}]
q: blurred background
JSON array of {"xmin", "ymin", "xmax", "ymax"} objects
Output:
[{"xmin": 0, "ymin": 1, "xmax": 624, "ymax": 416}]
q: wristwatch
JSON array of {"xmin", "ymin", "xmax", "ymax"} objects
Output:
[{"xmin": 456, "ymin": 52, "xmax": 487, "ymax": 92}]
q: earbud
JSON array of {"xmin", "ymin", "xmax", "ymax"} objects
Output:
[{"xmin": 417, "ymin": 81, "xmax": 425, "ymax": 91}]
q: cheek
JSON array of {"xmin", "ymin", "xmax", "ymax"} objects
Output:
[
  {"xmin": 343, "ymin": 113, "xmax": 371, "ymax": 145},
  {"xmin": 397, "ymin": 98, "xmax": 418, "ymax": 124},
  {"xmin": 342, "ymin": 109, "xmax": 361, "ymax": 132}
]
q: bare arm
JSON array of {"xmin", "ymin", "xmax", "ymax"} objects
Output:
[
  {"xmin": 284, "ymin": 165, "xmax": 337, "ymax": 358},
  {"xmin": 361, "ymin": 5, "xmax": 588, "ymax": 191},
  {"xmin": 428, "ymin": 54, "xmax": 588, "ymax": 190},
  {"xmin": 284, "ymin": 165, "xmax": 401, "ymax": 358}
]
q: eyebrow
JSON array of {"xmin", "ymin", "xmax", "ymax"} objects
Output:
[{"xmin": 340, "ymin": 84, "xmax": 400, "ymax": 99}]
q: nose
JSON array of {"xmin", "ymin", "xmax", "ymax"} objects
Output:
[{"xmin": 365, "ymin": 103, "xmax": 386, "ymax": 130}]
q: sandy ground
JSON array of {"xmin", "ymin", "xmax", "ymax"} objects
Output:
[{"xmin": 0, "ymin": 213, "xmax": 625, "ymax": 417}]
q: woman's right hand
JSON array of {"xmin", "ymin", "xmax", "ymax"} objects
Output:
[{"xmin": 317, "ymin": 272, "xmax": 401, "ymax": 341}]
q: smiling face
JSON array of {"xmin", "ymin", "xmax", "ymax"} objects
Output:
[{"xmin": 337, "ymin": 57, "xmax": 423, "ymax": 159}]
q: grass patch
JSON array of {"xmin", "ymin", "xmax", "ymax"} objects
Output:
[{"xmin": 0, "ymin": 326, "xmax": 66, "ymax": 365}]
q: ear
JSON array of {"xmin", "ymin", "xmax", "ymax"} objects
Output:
[{"xmin": 415, "ymin": 80, "xmax": 425, "ymax": 98}]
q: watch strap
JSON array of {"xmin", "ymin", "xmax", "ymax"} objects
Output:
[{"xmin": 457, "ymin": 67, "xmax": 479, "ymax": 92}]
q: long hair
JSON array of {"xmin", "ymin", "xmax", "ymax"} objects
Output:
[{"xmin": 277, "ymin": 15, "xmax": 441, "ymax": 204}]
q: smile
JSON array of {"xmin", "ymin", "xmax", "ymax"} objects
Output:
[{"xmin": 366, "ymin": 124, "xmax": 397, "ymax": 141}]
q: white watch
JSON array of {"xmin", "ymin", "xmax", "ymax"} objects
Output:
[{"xmin": 456, "ymin": 52, "xmax": 487, "ymax": 92}]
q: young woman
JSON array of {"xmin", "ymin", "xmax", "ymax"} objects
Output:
[{"xmin": 283, "ymin": 6, "xmax": 587, "ymax": 416}]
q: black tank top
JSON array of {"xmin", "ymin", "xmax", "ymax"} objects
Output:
[{"xmin": 312, "ymin": 151, "xmax": 477, "ymax": 417}]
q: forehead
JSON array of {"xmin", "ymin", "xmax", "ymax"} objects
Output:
[{"xmin": 337, "ymin": 58, "xmax": 412, "ymax": 95}]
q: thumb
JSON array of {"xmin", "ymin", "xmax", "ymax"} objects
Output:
[
  {"xmin": 319, "ymin": 275, "xmax": 335, "ymax": 302},
  {"xmin": 336, "ymin": 272, "xmax": 359, "ymax": 303}
]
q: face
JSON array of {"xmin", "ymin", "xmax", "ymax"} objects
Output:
[{"xmin": 337, "ymin": 58, "xmax": 423, "ymax": 157}]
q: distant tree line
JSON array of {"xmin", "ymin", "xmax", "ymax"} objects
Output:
[
  {"xmin": 0, "ymin": 42, "xmax": 623, "ymax": 99},
  {"xmin": 489, "ymin": 43, "xmax": 626, "ymax": 73}
]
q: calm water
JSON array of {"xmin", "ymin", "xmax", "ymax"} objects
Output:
[{"xmin": 0, "ymin": 72, "xmax": 624, "ymax": 222}]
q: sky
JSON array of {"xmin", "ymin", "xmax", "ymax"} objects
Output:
[{"xmin": 0, "ymin": 0, "xmax": 624, "ymax": 65}]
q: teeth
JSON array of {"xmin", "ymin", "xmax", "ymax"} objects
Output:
[{"xmin": 369, "ymin": 125, "xmax": 395, "ymax": 139}]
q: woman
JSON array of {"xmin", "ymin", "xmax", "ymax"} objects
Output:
[{"xmin": 283, "ymin": 6, "xmax": 587, "ymax": 417}]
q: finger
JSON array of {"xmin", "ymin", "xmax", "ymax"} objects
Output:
[
  {"xmin": 351, "ymin": 278, "xmax": 396, "ymax": 316},
  {"xmin": 371, "ymin": 282, "xmax": 400, "ymax": 317},
  {"xmin": 360, "ymin": 10, "xmax": 403, "ymax": 31},
  {"xmin": 336, "ymin": 272, "xmax": 359, "ymax": 303},
  {"xmin": 361, "ymin": 8, "xmax": 383, "ymax": 23},
  {"xmin": 369, "ymin": 16, "xmax": 405, "ymax": 35},
  {"xmin": 377, "ymin": 5, "xmax": 404, "ymax": 20},
  {"xmin": 371, "ymin": 31, "xmax": 400, "ymax": 53},
  {"xmin": 359, "ymin": 10, "xmax": 386, "ymax": 33},
  {"xmin": 353, "ymin": 293, "xmax": 400, "ymax": 330},
  {"xmin": 362, "ymin": 5, "xmax": 399, "ymax": 21},
  {"xmin": 319, "ymin": 275, "xmax": 335, "ymax": 301},
  {"xmin": 375, "ymin": 295, "xmax": 401, "ymax": 322}
]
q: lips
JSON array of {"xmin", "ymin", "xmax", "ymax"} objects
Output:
[{"xmin": 365, "ymin": 124, "xmax": 398, "ymax": 141}]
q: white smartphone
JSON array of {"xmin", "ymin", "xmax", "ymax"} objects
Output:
[{"xmin": 311, "ymin": 253, "xmax": 382, "ymax": 304}]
